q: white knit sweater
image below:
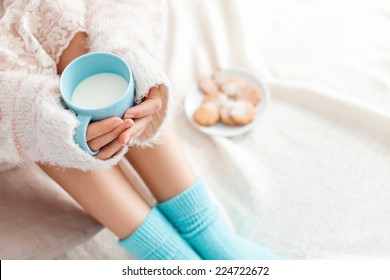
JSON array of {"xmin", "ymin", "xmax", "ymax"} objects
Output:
[{"xmin": 0, "ymin": 0, "xmax": 170, "ymax": 171}]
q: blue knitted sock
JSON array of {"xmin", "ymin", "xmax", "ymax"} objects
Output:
[
  {"xmin": 158, "ymin": 179, "xmax": 276, "ymax": 260},
  {"xmin": 119, "ymin": 207, "xmax": 201, "ymax": 260}
]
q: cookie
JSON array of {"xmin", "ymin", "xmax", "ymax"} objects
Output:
[
  {"xmin": 237, "ymin": 83, "xmax": 262, "ymax": 105},
  {"xmin": 203, "ymin": 91, "xmax": 220, "ymax": 102},
  {"xmin": 229, "ymin": 100, "xmax": 256, "ymax": 125},
  {"xmin": 212, "ymin": 68, "xmax": 228, "ymax": 86},
  {"xmin": 198, "ymin": 75, "xmax": 219, "ymax": 96},
  {"xmin": 193, "ymin": 102, "xmax": 220, "ymax": 126},
  {"xmin": 219, "ymin": 76, "xmax": 247, "ymax": 98},
  {"xmin": 219, "ymin": 102, "xmax": 236, "ymax": 126},
  {"xmin": 204, "ymin": 91, "xmax": 228, "ymax": 106},
  {"xmin": 225, "ymin": 76, "xmax": 247, "ymax": 86}
]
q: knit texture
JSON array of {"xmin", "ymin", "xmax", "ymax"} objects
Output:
[
  {"xmin": 119, "ymin": 207, "xmax": 201, "ymax": 260},
  {"xmin": 0, "ymin": 0, "xmax": 170, "ymax": 170},
  {"xmin": 86, "ymin": 0, "xmax": 171, "ymax": 147},
  {"xmin": 158, "ymin": 179, "xmax": 276, "ymax": 260},
  {"xmin": 0, "ymin": 71, "xmax": 128, "ymax": 170}
]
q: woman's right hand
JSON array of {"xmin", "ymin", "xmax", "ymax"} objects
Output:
[{"xmin": 86, "ymin": 117, "xmax": 134, "ymax": 160}]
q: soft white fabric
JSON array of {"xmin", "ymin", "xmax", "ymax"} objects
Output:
[
  {"xmin": 60, "ymin": 0, "xmax": 390, "ymax": 259},
  {"xmin": 165, "ymin": 0, "xmax": 390, "ymax": 259},
  {"xmin": 86, "ymin": 0, "xmax": 171, "ymax": 146},
  {"xmin": 0, "ymin": 0, "xmax": 170, "ymax": 170},
  {"xmin": 0, "ymin": 0, "xmax": 86, "ymax": 73},
  {"xmin": 0, "ymin": 164, "xmax": 102, "ymax": 259},
  {"xmin": 0, "ymin": 72, "xmax": 128, "ymax": 170}
]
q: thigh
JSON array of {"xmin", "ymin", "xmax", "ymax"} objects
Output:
[{"xmin": 40, "ymin": 164, "xmax": 150, "ymax": 240}]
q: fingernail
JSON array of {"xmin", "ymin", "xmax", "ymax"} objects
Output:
[
  {"xmin": 124, "ymin": 135, "xmax": 131, "ymax": 144},
  {"xmin": 112, "ymin": 119, "xmax": 123, "ymax": 127}
]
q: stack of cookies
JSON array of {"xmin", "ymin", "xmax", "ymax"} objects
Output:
[{"xmin": 193, "ymin": 69, "xmax": 262, "ymax": 127}]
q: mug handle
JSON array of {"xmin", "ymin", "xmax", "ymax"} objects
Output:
[{"xmin": 74, "ymin": 114, "xmax": 99, "ymax": 155}]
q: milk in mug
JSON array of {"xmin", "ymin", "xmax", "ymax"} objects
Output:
[{"xmin": 71, "ymin": 73, "xmax": 129, "ymax": 109}]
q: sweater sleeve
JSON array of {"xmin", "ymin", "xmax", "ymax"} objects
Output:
[
  {"xmin": 86, "ymin": 0, "xmax": 171, "ymax": 146},
  {"xmin": 0, "ymin": 71, "xmax": 127, "ymax": 170}
]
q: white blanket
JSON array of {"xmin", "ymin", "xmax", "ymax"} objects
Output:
[
  {"xmin": 67, "ymin": 0, "xmax": 390, "ymax": 259},
  {"xmin": 163, "ymin": 0, "xmax": 390, "ymax": 259},
  {"xmin": 2, "ymin": 0, "xmax": 390, "ymax": 259}
]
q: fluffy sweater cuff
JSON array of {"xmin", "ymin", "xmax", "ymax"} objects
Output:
[{"xmin": 0, "ymin": 71, "xmax": 125, "ymax": 170}]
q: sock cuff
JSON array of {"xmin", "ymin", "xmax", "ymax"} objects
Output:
[
  {"xmin": 119, "ymin": 207, "xmax": 180, "ymax": 259},
  {"xmin": 157, "ymin": 177, "xmax": 214, "ymax": 222}
]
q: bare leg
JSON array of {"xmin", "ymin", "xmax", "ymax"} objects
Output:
[
  {"xmin": 39, "ymin": 165, "xmax": 150, "ymax": 240},
  {"xmin": 125, "ymin": 123, "xmax": 197, "ymax": 202}
]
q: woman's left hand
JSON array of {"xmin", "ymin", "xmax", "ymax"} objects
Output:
[{"xmin": 119, "ymin": 86, "xmax": 162, "ymax": 146}]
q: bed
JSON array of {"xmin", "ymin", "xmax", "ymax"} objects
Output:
[{"xmin": 1, "ymin": 0, "xmax": 390, "ymax": 259}]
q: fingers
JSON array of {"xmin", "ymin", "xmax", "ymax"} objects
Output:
[
  {"xmin": 95, "ymin": 138, "xmax": 124, "ymax": 160},
  {"xmin": 86, "ymin": 117, "xmax": 124, "ymax": 141},
  {"xmin": 124, "ymin": 87, "xmax": 162, "ymax": 119},
  {"xmin": 90, "ymin": 116, "xmax": 149, "ymax": 160},
  {"xmin": 92, "ymin": 114, "xmax": 152, "ymax": 159},
  {"xmin": 119, "ymin": 115, "xmax": 153, "ymax": 145},
  {"xmin": 87, "ymin": 119, "xmax": 134, "ymax": 151},
  {"xmin": 88, "ymin": 88, "xmax": 161, "ymax": 158}
]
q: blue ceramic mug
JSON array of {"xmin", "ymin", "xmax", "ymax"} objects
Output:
[{"xmin": 60, "ymin": 52, "xmax": 135, "ymax": 155}]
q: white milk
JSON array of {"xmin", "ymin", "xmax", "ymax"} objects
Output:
[{"xmin": 71, "ymin": 73, "xmax": 128, "ymax": 109}]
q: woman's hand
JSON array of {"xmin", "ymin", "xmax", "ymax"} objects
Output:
[
  {"xmin": 58, "ymin": 32, "xmax": 158, "ymax": 160},
  {"xmin": 85, "ymin": 86, "xmax": 161, "ymax": 159},
  {"xmin": 118, "ymin": 86, "xmax": 162, "ymax": 146},
  {"xmin": 86, "ymin": 117, "xmax": 134, "ymax": 160}
]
